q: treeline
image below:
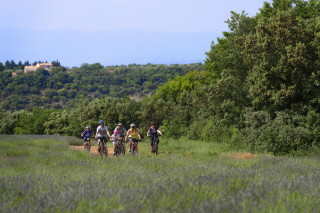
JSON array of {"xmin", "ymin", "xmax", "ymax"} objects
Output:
[
  {"xmin": 0, "ymin": 63, "xmax": 203, "ymax": 111},
  {"xmin": 0, "ymin": 60, "xmax": 61, "ymax": 71},
  {"xmin": 0, "ymin": 98, "xmax": 142, "ymax": 137}
]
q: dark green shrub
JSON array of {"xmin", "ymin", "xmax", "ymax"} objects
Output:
[{"xmin": 245, "ymin": 110, "xmax": 319, "ymax": 155}]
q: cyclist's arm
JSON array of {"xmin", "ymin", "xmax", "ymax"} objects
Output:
[
  {"xmin": 147, "ymin": 130, "xmax": 150, "ymax": 137},
  {"xmin": 157, "ymin": 130, "xmax": 163, "ymax": 136},
  {"xmin": 107, "ymin": 130, "xmax": 111, "ymax": 140},
  {"xmin": 81, "ymin": 132, "xmax": 84, "ymax": 137},
  {"xmin": 137, "ymin": 131, "xmax": 141, "ymax": 140},
  {"xmin": 125, "ymin": 130, "xmax": 130, "ymax": 141}
]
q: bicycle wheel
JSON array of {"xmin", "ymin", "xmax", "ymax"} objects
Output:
[
  {"xmin": 116, "ymin": 145, "xmax": 120, "ymax": 156},
  {"xmin": 121, "ymin": 140, "xmax": 125, "ymax": 155},
  {"xmin": 85, "ymin": 142, "xmax": 89, "ymax": 151},
  {"xmin": 155, "ymin": 138, "xmax": 159, "ymax": 154},
  {"xmin": 104, "ymin": 143, "xmax": 108, "ymax": 156},
  {"xmin": 132, "ymin": 143, "xmax": 135, "ymax": 156},
  {"xmin": 98, "ymin": 140, "xmax": 102, "ymax": 155},
  {"xmin": 118, "ymin": 145, "xmax": 122, "ymax": 155}
]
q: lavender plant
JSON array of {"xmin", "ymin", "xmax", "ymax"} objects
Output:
[{"xmin": 0, "ymin": 135, "xmax": 319, "ymax": 212}]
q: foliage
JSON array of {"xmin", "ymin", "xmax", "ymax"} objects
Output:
[
  {"xmin": 0, "ymin": 63, "xmax": 203, "ymax": 111},
  {"xmin": 142, "ymin": 0, "xmax": 320, "ymax": 154},
  {"xmin": 245, "ymin": 110, "xmax": 320, "ymax": 155}
]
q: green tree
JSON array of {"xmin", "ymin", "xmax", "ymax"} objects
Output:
[{"xmin": 0, "ymin": 62, "xmax": 4, "ymax": 71}]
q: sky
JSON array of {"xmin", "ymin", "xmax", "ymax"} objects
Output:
[{"xmin": 0, "ymin": 0, "xmax": 269, "ymax": 67}]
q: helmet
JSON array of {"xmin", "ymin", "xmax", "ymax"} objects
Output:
[
  {"xmin": 114, "ymin": 130, "xmax": 118, "ymax": 134},
  {"xmin": 130, "ymin": 123, "xmax": 135, "ymax": 128},
  {"xmin": 151, "ymin": 122, "xmax": 155, "ymax": 125},
  {"xmin": 117, "ymin": 122, "xmax": 122, "ymax": 126},
  {"xmin": 86, "ymin": 126, "xmax": 90, "ymax": 129},
  {"xmin": 99, "ymin": 120, "xmax": 104, "ymax": 124}
]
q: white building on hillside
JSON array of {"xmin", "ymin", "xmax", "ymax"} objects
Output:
[{"xmin": 24, "ymin": 63, "xmax": 53, "ymax": 73}]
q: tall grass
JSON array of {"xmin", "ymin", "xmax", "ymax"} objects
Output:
[{"xmin": 0, "ymin": 135, "xmax": 320, "ymax": 212}]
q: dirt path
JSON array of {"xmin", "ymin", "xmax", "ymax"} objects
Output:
[{"xmin": 70, "ymin": 145, "xmax": 114, "ymax": 156}]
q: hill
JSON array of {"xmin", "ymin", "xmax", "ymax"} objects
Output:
[{"xmin": 0, "ymin": 63, "xmax": 203, "ymax": 111}]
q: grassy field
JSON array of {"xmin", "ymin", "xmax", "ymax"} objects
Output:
[{"xmin": 0, "ymin": 135, "xmax": 320, "ymax": 212}]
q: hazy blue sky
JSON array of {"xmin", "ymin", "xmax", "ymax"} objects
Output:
[{"xmin": 0, "ymin": 0, "xmax": 269, "ymax": 66}]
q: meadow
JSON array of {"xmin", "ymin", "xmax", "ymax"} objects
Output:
[{"xmin": 0, "ymin": 135, "xmax": 320, "ymax": 213}]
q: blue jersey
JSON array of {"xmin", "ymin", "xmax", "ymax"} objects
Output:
[
  {"xmin": 83, "ymin": 130, "xmax": 93, "ymax": 139},
  {"xmin": 149, "ymin": 127, "xmax": 158, "ymax": 136}
]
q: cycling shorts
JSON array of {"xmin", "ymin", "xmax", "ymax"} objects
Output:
[
  {"xmin": 83, "ymin": 138, "xmax": 91, "ymax": 142},
  {"xmin": 98, "ymin": 136, "xmax": 106, "ymax": 143},
  {"xmin": 149, "ymin": 136, "xmax": 159, "ymax": 146},
  {"xmin": 131, "ymin": 138, "xmax": 139, "ymax": 143}
]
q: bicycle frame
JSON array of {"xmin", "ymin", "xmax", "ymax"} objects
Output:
[
  {"xmin": 150, "ymin": 136, "xmax": 160, "ymax": 154},
  {"xmin": 99, "ymin": 138, "xmax": 108, "ymax": 156},
  {"xmin": 85, "ymin": 138, "xmax": 91, "ymax": 151},
  {"xmin": 131, "ymin": 139, "xmax": 136, "ymax": 156}
]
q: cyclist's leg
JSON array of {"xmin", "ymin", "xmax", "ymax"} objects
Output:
[
  {"xmin": 97, "ymin": 137, "xmax": 101, "ymax": 151},
  {"xmin": 98, "ymin": 136, "xmax": 105, "ymax": 152},
  {"xmin": 114, "ymin": 140, "xmax": 118, "ymax": 155},
  {"xmin": 121, "ymin": 137, "xmax": 125, "ymax": 152},
  {"xmin": 135, "ymin": 142, "xmax": 138, "ymax": 156},
  {"xmin": 103, "ymin": 137, "xmax": 107, "ymax": 152},
  {"xmin": 149, "ymin": 137, "xmax": 153, "ymax": 153},
  {"xmin": 133, "ymin": 139, "xmax": 138, "ymax": 156},
  {"xmin": 83, "ymin": 138, "xmax": 87, "ymax": 149}
]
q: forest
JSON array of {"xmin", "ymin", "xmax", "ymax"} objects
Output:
[
  {"xmin": 0, "ymin": 63, "xmax": 203, "ymax": 110},
  {"xmin": 1, "ymin": 0, "xmax": 320, "ymax": 155}
]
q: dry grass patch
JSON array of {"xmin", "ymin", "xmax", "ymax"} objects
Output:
[
  {"xmin": 70, "ymin": 145, "xmax": 113, "ymax": 156},
  {"xmin": 220, "ymin": 152, "xmax": 256, "ymax": 159}
]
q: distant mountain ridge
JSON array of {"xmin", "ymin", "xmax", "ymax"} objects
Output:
[{"xmin": 0, "ymin": 29, "xmax": 219, "ymax": 67}]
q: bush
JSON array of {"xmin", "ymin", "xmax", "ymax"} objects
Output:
[
  {"xmin": 244, "ymin": 110, "xmax": 320, "ymax": 155},
  {"xmin": 162, "ymin": 117, "xmax": 187, "ymax": 139},
  {"xmin": 187, "ymin": 119, "xmax": 208, "ymax": 140},
  {"xmin": 188, "ymin": 119, "xmax": 245, "ymax": 146}
]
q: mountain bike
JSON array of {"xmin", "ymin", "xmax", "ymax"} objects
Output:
[
  {"xmin": 98, "ymin": 138, "xmax": 108, "ymax": 157},
  {"xmin": 114, "ymin": 141, "xmax": 121, "ymax": 156},
  {"xmin": 150, "ymin": 135, "xmax": 160, "ymax": 155},
  {"xmin": 130, "ymin": 138, "xmax": 138, "ymax": 156},
  {"xmin": 115, "ymin": 137, "xmax": 125, "ymax": 156},
  {"xmin": 84, "ymin": 138, "xmax": 91, "ymax": 151},
  {"xmin": 131, "ymin": 139, "xmax": 135, "ymax": 156},
  {"xmin": 120, "ymin": 136, "xmax": 125, "ymax": 155}
]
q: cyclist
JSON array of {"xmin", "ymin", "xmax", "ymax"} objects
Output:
[
  {"xmin": 95, "ymin": 120, "xmax": 111, "ymax": 153},
  {"xmin": 125, "ymin": 123, "xmax": 141, "ymax": 156},
  {"xmin": 114, "ymin": 122, "xmax": 126, "ymax": 154},
  {"xmin": 147, "ymin": 122, "xmax": 163, "ymax": 153},
  {"xmin": 111, "ymin": 130, "xmax": 120, "ymax": 156},
  {"xmin": 81, "ymin": 126, "xmax": 94, "ymax": 149}
]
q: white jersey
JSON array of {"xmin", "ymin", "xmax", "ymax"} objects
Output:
[
  {"xmin": 111, "ymin": 134, "xmax": 120, "ymax": 142},
  {"xmin": 97, "ymin": 125, "xmax": 108, "ymax": 137}
]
